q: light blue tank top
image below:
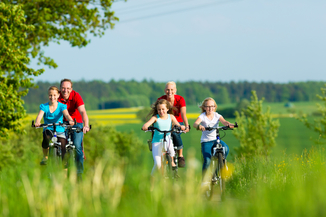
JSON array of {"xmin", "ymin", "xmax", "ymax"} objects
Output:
[{"xmin": 152, "ymin": 114, "xmax": 172, "ymax": 143}]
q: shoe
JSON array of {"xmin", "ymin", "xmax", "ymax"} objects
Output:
[
  {"xmin": 40, "ymin": 157, "xmax": 48, "ymax": 165},
  {"xmin": 178, "ymin": 156, "xmax": 185, "ymax": 168}
]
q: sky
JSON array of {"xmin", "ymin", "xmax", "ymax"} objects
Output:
[{"xmin": 31, "ymin": 0, "xmax": 326, "ymax": 83}]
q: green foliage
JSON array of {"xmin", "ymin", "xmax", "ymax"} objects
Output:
[
  {"xmin": 100, "ymin": 95, "xmax": 150, "ymax": 109},
  {"xmin": 0, "ymin": 3, "xmax": 43, "ymax": 137},
  {"xmin": 23, "ymin": 80, "xmax": 325, "ymax": 112},
  {"xmin": 0, "ymin": 1, "xmax": 118, "ymax": 137},
  {"xmin": 298, "ymin": 84, "xmax": 326, "ymax": 144},
  {"xmin": 0, "ymin": 122, "xmax": 144, "ymax": 171},
  {"xmin": 136, "ymin": 107, "xmax": 151, "ymax": 122},
  {"xmin": 233, "ymin": 91, "xmax": 280, "ymax": 157}
]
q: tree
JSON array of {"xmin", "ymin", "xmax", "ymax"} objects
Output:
[
  {"xmin": 0, "ymin": 3, "xmax": 43, "ymax": 137},
  {"xmin": 298, "ymin": 84, "xmax": 326, "ymax": 144},
  {"xmin": 0, "ymin": 1, "xmax": 118, "ymax": 137},
  {"xmin": 233, "ymin": 91, "xmax": 280, "ymax": 157}
]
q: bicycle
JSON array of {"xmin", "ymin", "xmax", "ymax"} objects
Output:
[
  {"xmin": 144, "ymin": 125, "xmax": 184, "ymax": 180},
  {"xmin": 32, "ymin": 121, "xmax": 71, "ymax": 166},
  {"xmin": 203, "ymin": 122, "xmax": 238, "ymax": 200},
  {"xmin": 64, "ymin": 124, "xmax": 91, "ymax": 172}
]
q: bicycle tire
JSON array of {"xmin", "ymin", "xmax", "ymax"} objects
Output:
[
  {"xmin": 205, "ymin": 159, "xmax": 216, "ymax": 200},
  {"xmin": 218, "ymin": 152, "xmax": 225, "ymax": 194}
]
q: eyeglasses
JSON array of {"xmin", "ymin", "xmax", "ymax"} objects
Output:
[{"xmin": 204, "ymin": 106, "xmax": 215, "ymax": 108}]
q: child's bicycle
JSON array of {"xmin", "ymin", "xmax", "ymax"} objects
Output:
[
  {"xmin": 203, "ymin": 122, "xmax": 238, "ymax": 200},
  {"xmin": 145, "ymin": 125, "xmax": 184, "ymax": 180},
  {"xmin": 32, "ymin": 121, "xmax": 71, "ymax": 166}
]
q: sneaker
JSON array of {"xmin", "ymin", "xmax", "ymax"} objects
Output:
[
  {"xmin": 178, "ymin": 156, "xmax": 186, "ymax": 168},
  {"xmin": 40, "ymin": 157, "xmax": 48, "ymax": 165}
]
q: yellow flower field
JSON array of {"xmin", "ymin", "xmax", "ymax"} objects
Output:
[{"xmin": 26, "ymin": 107, "xmax": 202, "ymax": 126}]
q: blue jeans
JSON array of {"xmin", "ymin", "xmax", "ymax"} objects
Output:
[
  {"xmin": 67, "ymin": 123, "xmax": 84, "ymax": 174},
  {"xmin": 201, "ymin": 140, "xmax": 229, "ymax": 172},
  {"xmin": 171, "ymin": 122, "xmax": 184, "ymax": 150}
]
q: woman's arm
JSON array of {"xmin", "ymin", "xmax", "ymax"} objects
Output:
[
  {"xmin": 171, "ymin": 115, "xmax": 185, "ymax": 130},
  {"xmin": 142, "ymin": 116, "xmax": 157, "ymax": 131},
  {"xmin": 34, "ymin": 110, "xmax": 45, "ymax": 127},
  {"xmin": 193, "ymin": 117, "xmax": 205, "ymax": 131},
  {"xmin": 180, "ymin": 106, "xmax": 190, "ymax": 132},
  {"xmin": 63, "ymin": 109, "xmax": 74, "ymax": 125}
]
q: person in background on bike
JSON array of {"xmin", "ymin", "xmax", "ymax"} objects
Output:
[
  {"xmin": 34, "ymin": 86, "xmax": 74, "ymax": 165},
  {"xmin": 193, "ymin": 97, "xmax": 235, "ymax": 179},
  {"xmin": 142, "ymin": 99, "xmax": 186, "ymax": 175},
  {"xmin": 58, "ymin": 79, "xmax": 90, "ymax": 180},
  {"xmin": 157, "ymin": 81, "xmax": 189, "ymax": 168}
]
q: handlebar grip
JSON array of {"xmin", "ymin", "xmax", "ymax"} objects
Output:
[
  {"xmin": 32, "ymin": 121, "xmax": 35, "ymax": 127},
  {"xmin": 74, "ymin": 118, "xmax": 77, "ymax": 125},
  {"xmin": 234, "ymin": 122, "xmax": 238, "ymax": 128},
  {"xmin": 89, "ymin": 125, "xmax": 92, "ymax": 130}
]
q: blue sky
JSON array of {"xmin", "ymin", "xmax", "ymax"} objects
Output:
[{"xmin": 31, "ymin": 0, "xmax": 326, "ymax": 83}]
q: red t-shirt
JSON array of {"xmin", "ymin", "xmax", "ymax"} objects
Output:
[
  {"xmin": 58, "ymin": 90, "xmax": 84, "ymax": 123},
  {"xmin": 157, "ymin": 94, "xmax": 186, "ymax": 122}
]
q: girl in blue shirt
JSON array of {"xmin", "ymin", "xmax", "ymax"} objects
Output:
[
  {"xmin": 142, "ymin": 99, "xmax": 185, "ymax": 175},
  {"xmin": 35, "ymin": 86, "xmax": 74, "ymax": 165}
]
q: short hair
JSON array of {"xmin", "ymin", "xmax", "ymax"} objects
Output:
[
  {"xmin": 48, "ymin": 86, "xmax": 60, "ymax": 93},
  {"xmin": 165, "ymin": 81, "xmax": 177, "ymax": 89},
  {"xmin": 199, "ymin": 97, "xmax": 218, "ymax": 113},
  {"xmin": 60, "ymin": 78, "xmax": 73, "ymax": 88}
]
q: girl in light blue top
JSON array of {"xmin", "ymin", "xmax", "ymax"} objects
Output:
[
  {"xmin": 142, "ymin": 99, "xmax": 185, "ymax": 175},
  {"xmin": 35, "ymin": 86, "xmax": 74, "ymax": 165}
]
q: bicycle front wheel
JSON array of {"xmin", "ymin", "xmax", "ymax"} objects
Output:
[{"xmin": 218, "ymin": 152, "xmax": 225, "ymax": 194}]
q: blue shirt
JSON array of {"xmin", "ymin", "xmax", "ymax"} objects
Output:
[
  {"xmin": 40, "ymin": 102, "xmax": 67, "ymax": 132},
  {"xmin": 152, "ymin": 114, "xmax": 172, "ymax": 143}
]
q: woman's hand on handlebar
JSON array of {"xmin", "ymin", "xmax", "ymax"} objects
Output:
[
  {"xmin": 34, "ymin": 121, "xmax": 41, "ymax": 127},
  {"xmin": 69, "ymin": 120, "xmax": 75, "ymax": 126}
]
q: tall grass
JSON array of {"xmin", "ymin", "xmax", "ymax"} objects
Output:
[{"xmin": 1, "ymin": 144, "xmax": 326, "ymax": 216}]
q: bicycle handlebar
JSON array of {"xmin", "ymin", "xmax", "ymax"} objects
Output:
[
  {"xmin": 31, "ymin": 120, "xmax": 72, "ymax": 129},
  {"xmin": 31, "ymin": 120, "xmax": 92, "ymax": 133},
  {"xmin": 205, "ymin": 122, "xmax": 238, "ymax": 131},
  {"xmin": 143, "ymin": 125, "xmax": 189, "ymax": 134}
]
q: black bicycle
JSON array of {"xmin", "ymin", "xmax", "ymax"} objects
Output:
[
  {"xmin": 144, "ymin": 125, "xmax": 185, "ymax": 180},
  {"xmin": 203, "ymin": 122, "xmax": 238, "ymax": 200},
  {"xmin": 32, "ymin": 121, "xmax": 71, "ymax": 166},
  {"xmin": 65, "ymin": 124, "xmax": 91, "ymax": 171}
]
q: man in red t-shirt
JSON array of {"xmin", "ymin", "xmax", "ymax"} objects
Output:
[
  {"xmin": 158, "ymin": 81, "xmax": 190, "ymax": 167},
  {"xmin": 58, "ymin": 79, "xmax": 90, "ymax": 179}
]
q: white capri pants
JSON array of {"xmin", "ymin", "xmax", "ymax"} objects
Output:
[{"xmin": 151, "ymin": 135, "xmax": 175, "ymax": 175}]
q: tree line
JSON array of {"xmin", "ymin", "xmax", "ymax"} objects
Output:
[{"xmin": 23, "ymin": 80, "xmax": 325, "ymax": 112}]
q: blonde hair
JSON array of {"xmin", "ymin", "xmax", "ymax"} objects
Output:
[
  {"xmin": 148, "ymin": 99, "xmax": 173, "ymax": 118},
  {"xmin": 199, "ymin": 97, "xmax": 218, "ymax": 113},
  {"xmin": 165, "ymin": 81, "xmax": 177, "ymax": 89},
  {"xmin": 48, "ymin": 86, "xmax": 60, "ymax": 94}
]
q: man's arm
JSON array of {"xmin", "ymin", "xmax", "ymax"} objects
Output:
[{"xmin": 77, "ymin": 104, "xmax": 90, "ymax": 133}]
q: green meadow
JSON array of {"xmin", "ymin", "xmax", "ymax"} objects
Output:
[{"xmin": 0, "ymin": 101, "xmax": 325, "ymax": 216}]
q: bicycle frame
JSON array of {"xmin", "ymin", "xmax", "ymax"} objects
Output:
[
  {"xmin": 145, "ymin": 126, "xmax": 184, "ymax": 180},
  {"xmin": 203, "ymin": 123, "xmax": 238, "ymax": 200}
]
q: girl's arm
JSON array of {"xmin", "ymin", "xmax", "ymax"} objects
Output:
[
  {"xmin": 63, "ymin": 109, "xmax": 75, "ymax": 126},
  {"xmin": 142, "ymin": 116, "xmax": 157, "ymax": 131},
  {"xmin": 34, "ymin": 110, "xmax": 44, "ymax": 127},
  {"xmin": 171, "ymin": 115, "xmax": 185, "ymax": 131},
  {"xmin": 219, "ymin": 116, "xmax": 234, "ymax": 128},
  {"xmin": 193, "ymin": 117, "xmax": 205, "ymax": 131},
  {"xmin": 180, "ymin": 106, "xmax": 190, "ymax": 132}
]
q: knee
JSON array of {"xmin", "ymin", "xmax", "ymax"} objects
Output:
[{"xmin": 203, "ymin": 157, "xmax": 211, "ymax": 170}]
